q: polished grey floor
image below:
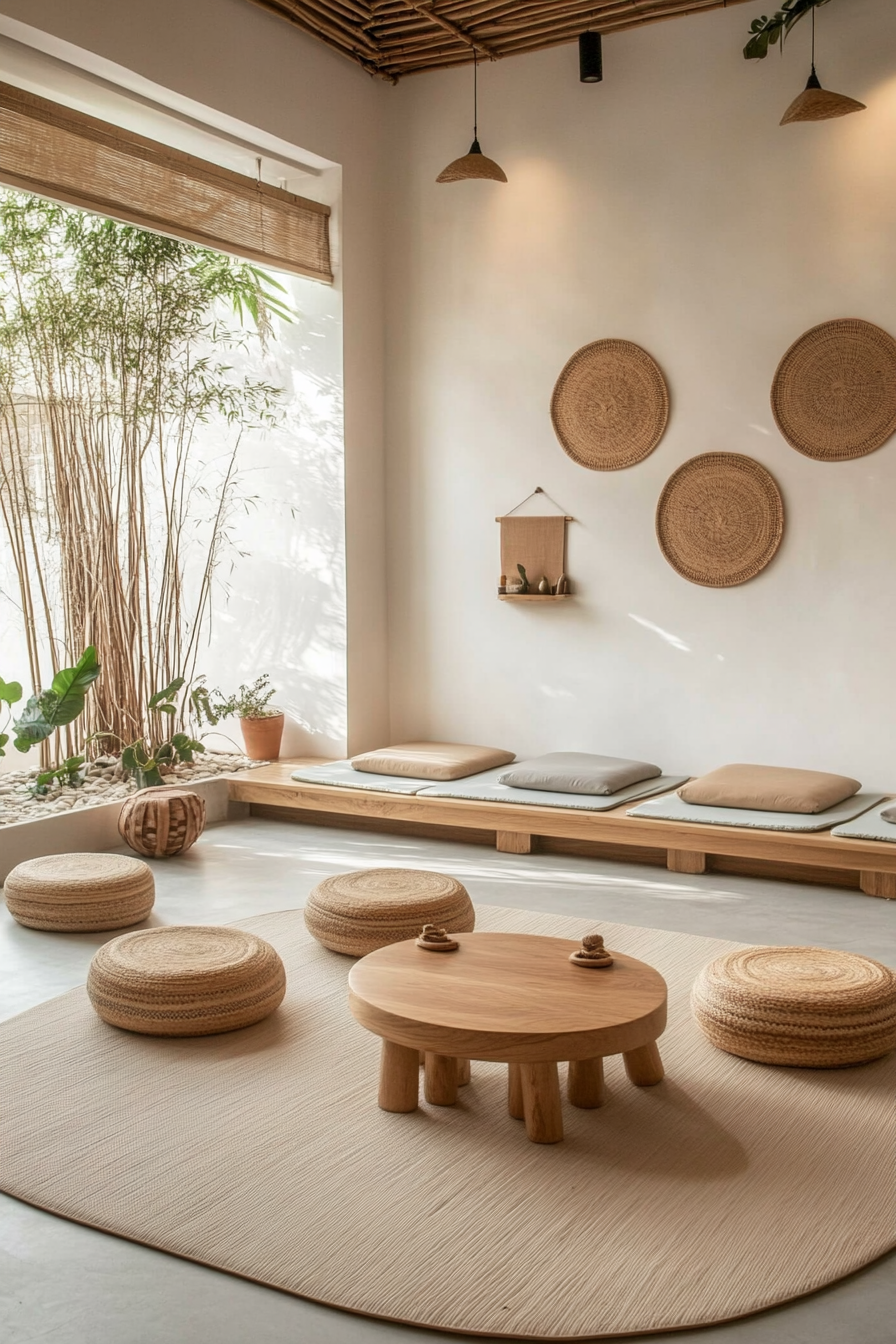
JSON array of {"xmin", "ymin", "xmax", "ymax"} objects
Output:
[{"xmin": 1, "ymin": 816, "xmax": 894, "ymax": 1344}]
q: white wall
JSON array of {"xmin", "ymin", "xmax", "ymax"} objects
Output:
[
  {"xmin": 0, "ymin": 0, "xmax": 392, "ymax": 756},
  {"xmin": 384, "ymin": 0, "xmax": 896, "ymax": 787}
]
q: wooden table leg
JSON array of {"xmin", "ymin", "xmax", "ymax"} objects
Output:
[
  {"xmin": 424, "ymin": 1052, "xmax": 459, "ymax": 1105},
  {"xmin": 379, "ymin": 1040, "xmax": 420, "ymax": 1112},
  {"xmin": 520, "ymin": 1062, "xmax": 564, "ymax": 1143},
  {"xmin": 623, "ymin": 1041, "xmax": 664, "ymax": 1087},
  {"xmin": 507, "ymin": 1062, "xmax": 524, "ymax": 1119},
  {"xmin": 457, "ymin": 1058, "xmax": 471, "ymax": 1086},
  {"xmin": 568, "ymin": 1057, "xmax": 604, "ymax": 1108}
]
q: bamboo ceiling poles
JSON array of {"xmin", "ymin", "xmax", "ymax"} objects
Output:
[{"xmin": 244, "ymin": 0, "xmax": 756, "ymax": 79}]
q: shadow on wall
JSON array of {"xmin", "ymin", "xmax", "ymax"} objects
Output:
[{"xmin": 194, "ymin": 280, "xmax": 347, "ymax": 757}]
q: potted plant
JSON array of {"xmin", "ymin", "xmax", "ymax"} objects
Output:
[{"xmin": 193, "ymin": 675, "xmax": 284, "ymax": 761}]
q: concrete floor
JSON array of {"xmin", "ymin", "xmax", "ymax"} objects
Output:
[{"xmin": 1, "ymin": 815, "xmax": 894, "ymax": 1344}]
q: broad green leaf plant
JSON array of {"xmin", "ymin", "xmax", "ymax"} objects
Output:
[
  {"xmin": 93, "ymin": 677, "xmax": 206, "ymax": 790},
  {"xmin": 0, "ymin": 647, "xmax": 100, "ymax": 758},
  {"xmin": 743, "ymin": 0, "xmax": 832, "ymax": 60}
]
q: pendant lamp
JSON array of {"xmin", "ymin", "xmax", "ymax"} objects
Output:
[
  {"xmin": 579, "ymin": 31, "xmax": 603, "ymax": 84},
  {"xmin": 436, "ymin": 57, "xmax": 507, "ymax": 183},
  {"xmin": 780, "ymin": 9, "xmax": 865, "ymax": 125}
]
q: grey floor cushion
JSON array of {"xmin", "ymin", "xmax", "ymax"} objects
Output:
[
  {"xmin": 290, "ymin": 761, "xmax": 436, "ymax": 794},
  {"xmin": 498, "ymin": 752, "xmax": 662, "ymax": 795},
  {"xmin": 419, "ymin": 771, "xmax": 688, "ymax": 811},
  {"xmin": 628, "ymin": 792, "xmax": 886, "ymax": 833},
  {"xmin": 831, "ymin": 802, "xmax": 896, "ymax": 843}
]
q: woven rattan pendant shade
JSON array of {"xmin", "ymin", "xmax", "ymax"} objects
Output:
[
  {"xmin": 771, "ymin": 319, "xmax": 896, "ymax": 461},
  {"xmin": 656, "ymin": 453, "xmax": 784, "ymax": 587},
  {"xmin": 437, "ymin": 141, "xmax": 507, "ymax": 183},
  {"xmin": 551, "ymin": 340, "xmax": 669, "ymax": 470},
  {"xmin": 781, "ymin": 83, "xmax": 866, "ymax": 124}
]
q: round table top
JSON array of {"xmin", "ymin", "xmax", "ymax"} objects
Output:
[{"xmin": 348, "ymin": 932, "xmax": 667, "ymax": 1062}]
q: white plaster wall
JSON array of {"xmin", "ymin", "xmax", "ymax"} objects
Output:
[
  {"xmin": 0, "ymin": 0, "xmax": 391, "ymax": 756},
  {"xmin": 384, "ymin": 0, "xmax": 896, "ymax": 787}
]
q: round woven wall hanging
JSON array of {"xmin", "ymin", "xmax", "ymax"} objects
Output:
[
  {"xmin": 656, "ymin": 453, "xmax": 784, "ymax": 587},
  {"xmin": 771, "ymin": 318, "xmax": 896, "ymax": 461},
  {"xmin": 550, "ymin": 339, "xmax": 669, "ymax": 470}
]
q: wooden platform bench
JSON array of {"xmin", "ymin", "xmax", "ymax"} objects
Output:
[{"xmin": 228, "ymin": 763, "xmax": 896, "ymax": 901}]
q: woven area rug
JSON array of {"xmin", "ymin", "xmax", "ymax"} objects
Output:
[{"xmin": 1, "ymin": 905, "xmax": 894, "ymax": 1339}]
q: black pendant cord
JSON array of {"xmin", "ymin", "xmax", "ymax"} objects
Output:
[
  {"xmin": 470, "ymin": 57, "xmax": 481, "ymax": 153},
  {"xmin": 807, "ymin": 7, "xmax": 821, "ymax": 88}
]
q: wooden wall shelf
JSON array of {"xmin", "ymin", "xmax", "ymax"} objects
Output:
[{"xmin": 499, "ymin": 594, "xmax": 573, "ymax": 602}]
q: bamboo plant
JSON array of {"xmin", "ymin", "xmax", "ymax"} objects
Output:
[{"xmin": 0, "ymin": 192, "xmax": 290, "ymax": 762}]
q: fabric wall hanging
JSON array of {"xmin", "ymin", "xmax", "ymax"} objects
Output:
[
  {"xmin": 497, "ymin": 488, "xmax": 572, "ymax": 601},
  {"xmin": 656, "ymin": 453, "xmax": 784, "ymax": 588},
  {"xmin": 550, "ymin": 339, "xmax": 669, "ymax": 471},
  {"xmin": 771, "ymin": 319, "xmax": 896, "ymax": 461}
]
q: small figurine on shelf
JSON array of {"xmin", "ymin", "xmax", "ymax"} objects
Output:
[
  {"xmin": 556, "ymin": 573, "xmax": 570, "ymax": 595},
  {"xmin": 538, "ymin": 575, "xmax": 551, "ymax": 594},
  {"xmin": 517, "ymin": 564, "xmax": 530, "ymax": 594},
  {"xmin": 498, "ymin": 574, "xmax": 507, "ymax": 595}
]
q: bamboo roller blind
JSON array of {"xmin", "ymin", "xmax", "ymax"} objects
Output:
[
  {"xmin": 500, "ymin": 516, "xmax": 567, "ymax": 588},
  {"xmin": 0, "ymin": 81, "xmax": 332, "ymax": 283}
]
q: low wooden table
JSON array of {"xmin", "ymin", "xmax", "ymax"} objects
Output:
[{"xmin": 348, "ymin": 932, "xmax": 668, "ymax": 1144}]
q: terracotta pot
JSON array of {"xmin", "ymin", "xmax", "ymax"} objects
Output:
[{"xmin": 239, "ymin": 712, "xmax": 284, "ymax": 761}]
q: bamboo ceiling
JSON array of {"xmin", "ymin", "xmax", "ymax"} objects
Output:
[{"xmin": 247, "ymin": 0, "xmax": 755, "ymax": 81}]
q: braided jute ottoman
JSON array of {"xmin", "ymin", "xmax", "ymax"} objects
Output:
[
  {"xmin": 692, "ymin": 946, "xmax": 896, "ymax": 1068},
  {"xmin": 118, "ymin": 786, "xmax": 206, "ymax": 858},
  {"xmin": 4, "ymin": 853, "xmax": 155, "ymax": 932},
  {"xmin": 87, "ymin": 926, "xmax": 286, "ymax": 1036},
  {"xmin": 305, "ymin": 868, "xmax": 475, "ymax": 957}
]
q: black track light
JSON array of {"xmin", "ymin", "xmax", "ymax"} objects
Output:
[{"xmin": 579, "ymin": 31, "xmax": 602, "ymax": 85}]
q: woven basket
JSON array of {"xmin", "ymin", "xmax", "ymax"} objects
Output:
[
  {"xmin": 118, "ymin": 786, "xmax": 206, "ymax": 858},
  {"xmin": 305, "ymin": 868, "xmax": 475, "ymax": 957},
  {"xmin": 656, "ymin": 453, "xmax": 784, "ymax": 587},
  {"xmin": 771, "ymin": 319, "xmax": 896, "ymax": 461},
  {"xmin": 692, "ymin": 946, "xmax": 896, "ymax": 1068},
  {"xmin": 550, "ymin": 340, "xmax": 669, "ymax": 471},
  {"xmin": 87, "ymin": 925, "xmax": 286, "ymax": 1036},
  {"xmin": 4, "ymin": 852, "xmax": 155, "ymax": 932}
]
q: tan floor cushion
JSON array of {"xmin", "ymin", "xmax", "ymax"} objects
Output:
[
  {"xmin": 350, "ymin": 741, "xmax": 515, "ymax": 781},
  {"xmin": 679, "ymin": 764, "xmax": 861, "ymax": 814}
]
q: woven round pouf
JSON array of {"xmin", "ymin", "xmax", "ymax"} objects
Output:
[
  {"xmin": 3, "ymin": 853, "xmax": 155, "ymax": 933},
  {"xmin": 118, "ymin": 787, "xmax": 206, "ymax": 858},
  {"xmin": 692, "ymin": 946, "xmax": 896, "ymax": 1068},
  {"xmin": 305, "ymin": 868, "xmax": 475, "ymax": 957},
  {"xmin": 87, "ymin": 925, "xmax": 286, "ymax": 1036}
]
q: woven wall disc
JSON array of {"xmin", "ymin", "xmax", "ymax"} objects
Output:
[
  {"xmin": 656, "ymin": 453, "xmax": 784, "ymax": 588},
  {"xmin": 550, "ymin": 339, "xmax": 669, "ymax": 470},
  {"xmin": 771, "ymin": 319, "xmax": 896, "ymax": 461}
]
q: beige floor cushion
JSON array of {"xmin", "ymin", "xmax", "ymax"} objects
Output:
[
  {"xmin": 679, "ymin": 764, "xmax": 860, "ymax": 814},
  {"xmin": 350, "ymin": 741, "xmax": 515, "ymax": 781},
  {"xmin": 499, "ymin": 752, "xmax": 661, "ymax": 795}
]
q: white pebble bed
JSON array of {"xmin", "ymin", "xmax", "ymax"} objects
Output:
[{"xmin": 0, "ymin": 753, "xmax": 264, "ymax": 827}]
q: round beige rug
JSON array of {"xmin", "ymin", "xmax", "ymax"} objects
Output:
[{"xmin": 0, "ymin": 904, "xmax": 893, "ymax": 1339}]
